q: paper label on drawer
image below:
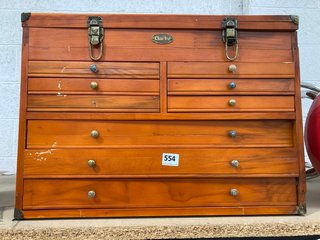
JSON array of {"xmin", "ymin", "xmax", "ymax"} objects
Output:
[{"xmin": 162, "ymin": 153, "xmax": 179, "ymax": 167}]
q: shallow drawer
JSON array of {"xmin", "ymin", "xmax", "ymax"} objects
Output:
[
  {"xmin": 168, "ymin": 62, "xmax": 295, "ymax": 78},
  {"xmin": 29, "ymin": 28, "xmax": 293, "ymax": 62},
  {"xmin": 28, "ymin": 61, "xmax": 160, "ymax": 79},
  {"xmin": 168, "ymin": 79, "xmax": 294, "ymax": 94},
  {"xmin": 28, "ymin": 78, "xmax": 159, "ymax": 94},
  {"xmin": 27, "ymin": 95, "xmax": 159, "ymax": 112},
  {"xmin": 168, "ymin": 96, "xmax": 294, "ymax": 112},
  {"xmin": 26, "ymin": 120, "xmax": 293, "ymax": 148},
  {"xmin": 24, "ymin": 148, "xmax": 299, "ymax": 176},
  {"xmin": 23, "ymin": 178, "xmax": 297, "ymax": 209}
]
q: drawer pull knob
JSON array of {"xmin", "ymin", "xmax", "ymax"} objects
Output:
[
  {"xmin": 88, "ymin": 190, "xmax": 96, "ymax": 198},
  {"xmin": 88, "ymin": 159, "xmax": 96, "ymax": 167},
  {"xmin": 228, "ymin": 130, "xmax": 237, "ymax": 138},
  {"xmin": 90, "ymin": 81, "xmax": 98, "ymax": 89},
  {"xmin": 230, "ymin": 188, "xmax": 238, "ymax": 196},
  {"xmin": 228, "ymin": 64, "xmax": 237, "ymax": 72},
  {"xmin": 228, "ymin": 81, "xmax": 236, "ymax": 89},
  {"xmin": 89, "ymin": 64, "xmax": 98, "ymax": 73},
  {"xmin": 228, "ymin": 99, "xmax": 237, "ymax": 106},
  {"xmin": 231, "ymin": 160, "xmax": 240, "ymax": 168},
  {"xmin": 90, "ymin": 130, "xmax": 100, "ymax": 138}
]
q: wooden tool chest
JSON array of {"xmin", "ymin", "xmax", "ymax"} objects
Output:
[{"xmin": 15, "ymin": 13, "xmax": 305, "ymax": 219}]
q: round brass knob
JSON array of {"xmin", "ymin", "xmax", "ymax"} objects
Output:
[
  {"xmin": 231, "ymin": 160, "xmax": 240, "ymax": 168},
  {"xmin": 88, "ymin": 190, "xmax": 96, "ymax": 198},
  {"xmin": 89, "ymin": 64, "xmax": 98, "ymax": 73},
  {"xmin": 228, "ymin": 64, "xmax": 237, "ymax": 72},
  {"xmin": 88, "ymin": 159, "xmax": 96, "ymax": 167},
  {"xmin": 228, "ymin": 130, "xmax": 237, "ymax": 138},
  {"xmin": 90, "ymin": 81, "xmax": 98, "ymax": 89},
  {"xmin": 228, "ymin": 81, "xmax": 236, "ymax": 89},
  {"xmin": 230, "ymin": 188, "xmax": 238, "ymax": 196},
  {"xmin": 90, "ymin": 130, "xmax": 99, "ymax": 138},
  {"xmin": 228, "ymin": 99, "xmax": 237, "ymax": 107}
]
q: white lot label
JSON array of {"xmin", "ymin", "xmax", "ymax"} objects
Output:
[{"xmin": 162, "ymin": 153, "xmax": 179, "ymax": 167}]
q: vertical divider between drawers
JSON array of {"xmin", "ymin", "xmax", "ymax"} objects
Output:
[{"xmin": 160, "ymin": 62, "xmax": 168, "ymax": 114}]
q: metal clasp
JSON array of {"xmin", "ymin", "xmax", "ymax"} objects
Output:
[
  {"xmin": 222, "ymin": 17, "xmax": 238, "ymax": 61},
  {"xmin": 87, "ymin": 16, "xmax": 104, "ymax": 61}
]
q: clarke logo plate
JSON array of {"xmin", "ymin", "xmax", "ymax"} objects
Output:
[{"xmin": 152, "ymin": 33, "xmax": 173, "ymax": 44}]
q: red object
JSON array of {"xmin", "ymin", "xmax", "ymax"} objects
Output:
[{"xmin": 305, "ymin": 94, "xmax": 320, "ymax": 173}]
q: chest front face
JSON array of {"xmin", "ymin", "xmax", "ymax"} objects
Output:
[{"xmin": 15, "ymin": 13, "xmax": 305, "ymax": 219}]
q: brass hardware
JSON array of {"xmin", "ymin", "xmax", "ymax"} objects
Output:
[
  {"xmin": 290, "ymin": 15, "xmax": 299, "ymax": 25},
  {"xmin": 230, "ymin": 188, "xmax": 238, "ymax": 196},
  {"xmin": 89, "ymin": 64, "xmax": 98, "ymax": 73},
  {"xmin": 90, "ymin": 81, "xmax": 98, "ymax": 89},
  {"xmin": 87, "ymin": 16, "xmax": 104, "ymax": 61},
  {"xmin": 222, "ymin": 17, "xmax": 239, "ymax": 61},
  {"xmin": 228, "ymin": 64, "xmax": 237, "ymax": 72},
  {"xmin": 228, "ymin": 99, "xmax": 237, "ymax": 107},
  {"xmin": 231, "ymin": 160, "xmax": 239, "ymax": 168},
  {"xmin": 152, "ymin": 33, "xmax": 173, "ymax": 44},
  {"xmin": 88, "ymin": 190, "xmax": 96, "ymax": 198},
  {"xmin": 90, "ymin": 130, "xmax": 99, "ymax": 138},
  {"xmin": 228, "ymin": 81, "xmax": 236, "ymax": 89},
  {"xmin": 228, "ymin": 130, "xmax": 237, "ymax": 138},
  {"xmin": 88, "ymin": 159, "xmax": 96, "ymax": 167},
  {"xmin": 21, "ymin": 12, "xmax": 31, "ymax": 22}
]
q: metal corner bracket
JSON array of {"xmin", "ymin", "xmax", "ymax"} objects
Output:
[
  {"xmin": 290, "ymin": 15, "xmax": 299, "ymax": 25},
  {"xmin": 296, "ymin": 204, "xmax": 306, "ymax": 215},
  {"xmin": 14, "ymin": 208, "xmax": 24, "ymax": 220},
  {"xmin": 21, "ymin": 12, "xmax": 31, "ymax": 22}
]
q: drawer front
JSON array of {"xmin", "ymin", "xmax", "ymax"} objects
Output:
[
  {"xmin": 28, "ymin": 61, "xmax": 160, "ymax": 79},
  {"xmin": 28, "ymin": 78, "xmax": 159, "ymax": 93},
  {"xmin": 168, "ymin": 79, "xmax": 294, "ymax": 94},
  {"xmin": 23, "ymin": 178, "xmax": 297, "ymax": 209},
  {"xmin": 29, "ymin": 28, "xmax": 293, "ymax": 62},
  {"xmin": 168, "ymin": 96, "xmax": 294, "ymax": 112},
  {"xmin": 24, "ymin": 148, "xmax": 299, "ymax": 175},
  {"xmin": 27, "ymin": 95, "xmax": 160, "ymax": 112},
  {"xmin": 168, "ymin": 62, "xmax": 295, "ymax": 78},
  {"xmin": 27, "ymin": 120, "xmax": 293, "ymax": 148}
]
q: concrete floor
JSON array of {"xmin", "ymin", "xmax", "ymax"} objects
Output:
[{"xmin": 1, "ymin": 174, "xmax": 320, "ymax": 239}]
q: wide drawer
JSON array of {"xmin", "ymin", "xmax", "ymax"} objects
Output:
[
  {"xmin": 29, "ymin": 28, "xmax": 293, "ymax": 62},
  {"xmin": 24, "ymin": 148, "xmax": 299, "ymax": 176},
  {"xmin": 168, "ymin": 62, "xmax": 295, "ymax": 78},
  {"xmin": 28, "ymin": 78, "xmax": 159, "ymax": 94},
  {"xmin": 168, "ymin": 96, "xmax": 294, "ymax": 112},
  {"xmin": 26, "ymin": 120, "xmax": 293, "ymax": 148},
  {"xmin": 28, "ymin": 61, "xmax": 160, "ymax": 79},
  {"xmin": 23, "ymin": 178, "xmax": 297, "ymax": 209},
  {"xmin": 27, "ymin": 95, "xmax": 160, "ymax": 112},
  {"xmin": 168, "ymin": 79, "xmax": 294, "ymax": 94}
]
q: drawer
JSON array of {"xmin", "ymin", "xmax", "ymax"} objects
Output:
[
  {"xmin": 29, "ymin": 28, "xmax": 293, "ymax": 62},
  {"xmin": 23, "ymin": 178, "xmax": 297, "ymax": 209},
  {"xmin": 168, "ymin": 96, "xmax": 294, "ymax": 112},
  {"xmin": 27, "ymin": 95, "xmax": 160, "ymax": 112},
  {"xmin": 28, "ymin": 61, "xmax": 160, "ymax": 79},
  {"xmin": 24, "ymin": 148, "xmax": 299, "ymax": 176},
  {"xmin": 168, "ymin": 62, "xmax": 295, "ymax": 78},
  {"xmin": 28, "ymin": 78, "xmax": 159, "ymax": 94},
  {"xmin": 168, "ymin": 79, "xmax": 295, "ymax": 94},
  {"xmin": 26, "ymin": 120, "xmax": 293, "ymax": 148}
]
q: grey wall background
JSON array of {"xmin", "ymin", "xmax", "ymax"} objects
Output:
[{"xmin": 0, "ymin": 0, "xmax": 319, "ymax": 173}]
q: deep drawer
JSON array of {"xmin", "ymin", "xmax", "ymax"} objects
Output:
[
  {"xmin": 168, "ymin": 96, "xmax": 294, "ymax": 112},
  {"xmin": 23, "ymin": 178, "xmax": 297, "ymax": 209},
  {"xmin": 28, "ymin": 61, "xmax": 160, "ymax": 79},
  {"xmin": 24, "ymin": 148, "xmax": 299, "ymax": 176},
  {"xmin": 26, "ymin": 120, "xmax": 293, "ymax": 148}
]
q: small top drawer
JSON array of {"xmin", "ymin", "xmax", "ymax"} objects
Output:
[
  {"xmin": 168, "ymin": 62, "xmax": 295, "ymax": 78},
  {"xmin": 28, "ymin": 61, "xmax": 160, "ymax": 79}
]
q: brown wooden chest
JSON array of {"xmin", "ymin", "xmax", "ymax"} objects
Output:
[{"xmin": 15, "ymin": 13, "xmax": 305, "ymax": 219}]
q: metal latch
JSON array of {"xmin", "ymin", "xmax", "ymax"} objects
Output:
[
  {"xmin": 221, "ymin": 17, "xmax": 238, "ymax": 61},
  {"xmin": 87, "ymin": 16, "xmax": 104, "ymax": 61}
]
